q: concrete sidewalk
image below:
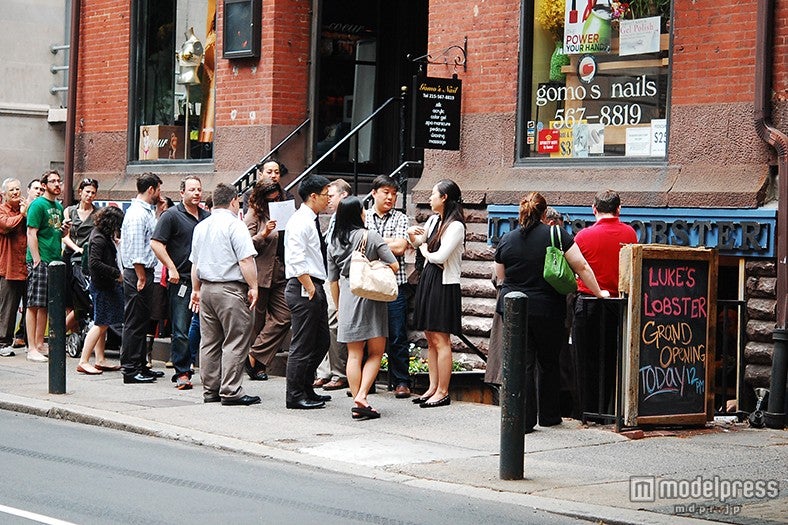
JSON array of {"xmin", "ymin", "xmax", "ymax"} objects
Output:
[{"xmin": 0, "ymin": 353, "xmax": 785, "ymax": 525}]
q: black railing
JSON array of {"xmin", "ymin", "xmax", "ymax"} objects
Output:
[
  {"xmin": 233, "ymin": 118, "xmax": 310, "ymax": 196},
  {"xmin": 285, "ymin": 96, "xmax": 402, "ymax": 194}
]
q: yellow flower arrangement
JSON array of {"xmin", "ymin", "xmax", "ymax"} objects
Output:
[{"xmin": 536, "ymin": 0, "xmax": 566, "ymax": 42}]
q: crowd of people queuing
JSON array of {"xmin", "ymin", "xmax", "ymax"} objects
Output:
[{"xmin": 0, "ymin": 165, "xmax": 633, "ymax": 425}]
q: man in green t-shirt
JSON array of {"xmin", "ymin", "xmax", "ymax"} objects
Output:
[{"xmin": 25, "ymin": 170, "xmax": 68, "ymax": 362}]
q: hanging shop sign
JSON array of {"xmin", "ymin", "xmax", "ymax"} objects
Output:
[
  {"xmin": 412, "ymin": 75, "xmax": 462, "ymax": 151},
  {"xmin": 487, "ymin": 205, "xmax": 777, "ymax": 258}
]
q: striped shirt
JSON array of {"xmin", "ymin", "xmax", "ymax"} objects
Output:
[{"xmin": 120, "ymin": 198, "xmax": 157, "ymax": 269}]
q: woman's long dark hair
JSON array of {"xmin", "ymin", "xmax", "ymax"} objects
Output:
[
  {"xmin": 332, "ymin": 196, "xmax": 366, "ymax": 245},
  {"xmin": 94, "ymin": 205, "xmax": 124, "ymax": 239},
  {"xmin": 518, "ymin": 191, "xmax": 547, "ymax": 236},
  {"xmin": 427, "ymin": 179, "xmax": 465, "ymax": 253},
  {"xmin": 249, "ymin": 178, "xmax": 283, "ymax": 217}
]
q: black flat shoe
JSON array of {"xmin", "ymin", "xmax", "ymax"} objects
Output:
[
  {"xmin": 123, "ymin": 373, "xmax": 156, "ymax": 384},
  {"xmin": 411, "ymin": 395, "xmax": 432, "ymax": 404},
  {"xmin": 351, "ymin": 405, "xmax": 380, "ymax": 420},
  {"xmin": 221, "ymin": 395, "xmax": 261, "ymax": 406},
  {"xmin": 420, "ymin": 395, "xmax": 451, "ymax": 408},
  {"xmin": 286, "ymin": 399, "xmax": 325, "ymax": 410}
]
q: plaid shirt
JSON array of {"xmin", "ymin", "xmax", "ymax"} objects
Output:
[
  {"xmin": 120, "ymin": 198, "xmax": 157, "ymax": 269},
  {"xmin": 365, "ymin": 208, "xmax": 408, "ymax": 285}
]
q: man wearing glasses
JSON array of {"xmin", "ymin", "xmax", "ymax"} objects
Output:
[{"xmin": 25, "ymin": 170, "xmax": 68, "ymax": 362}]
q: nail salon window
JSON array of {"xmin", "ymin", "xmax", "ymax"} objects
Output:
[
  {"xmin": 130, "ymin": 0, "xmax": 217, "ymax": 162},
  {"xmin": 518, "ymin": 0, "xmax": 672, "ymax": 161}
]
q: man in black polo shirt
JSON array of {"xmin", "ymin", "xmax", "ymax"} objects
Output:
[{"xmin": 151, "ymin": 175, "xmax": 210, "ymax": 390}]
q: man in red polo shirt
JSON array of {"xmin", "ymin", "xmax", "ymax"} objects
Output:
[{"xmin": 573, "ymin": 189, "xmax": 638, "ymax": 420}]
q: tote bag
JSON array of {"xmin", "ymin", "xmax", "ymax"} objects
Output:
[
  {"xmin": 543, "ymin": 225, "xmax": 577, "ymax": 295},
  {"xmin": 349, "ymin": 231, "xmax": 398, "ymax": 302}
]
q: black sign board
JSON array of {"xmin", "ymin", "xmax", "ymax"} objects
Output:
[
  {"xmin": 621, "ymin": 245, "xmax": 717, "ymax": 426},
  {"xmin": 411, "ymin": 75, "xmax": 462, "ymax": 150}
]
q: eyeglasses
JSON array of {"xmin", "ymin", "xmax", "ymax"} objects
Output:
[
  {"xmin": 82, "ymin": 178, "xmax": 97, "ymax": 186},
  {"xmin": 318, "ymin": 192, "xmax": 329, "ymax": 197},
  {"xmin": 46, "ymin": 179, "xmax": 62, "ymax": 185}
]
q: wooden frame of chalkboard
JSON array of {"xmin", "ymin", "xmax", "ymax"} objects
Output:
[{"xmin": 619, "ymin": 245, "xmax": 718, "ymax": 427}]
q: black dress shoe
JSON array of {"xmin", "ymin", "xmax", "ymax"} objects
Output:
[
  {"xmin": 123, "ymin": 373, "xmax": 156, "ymax": 384},
  {"xmin": 204, "ymin": 394, "xmax": 221, "ymax": 403},
  {"xmin": 141, "ymin": 368, "xmax": 165, "ymax": 378},
  {"xmin": 419, "ymin": 395, "xmax": 451, "ymax": 408},
  {"xmin": 307, "ymin": 391, "xmax": 332, "ymax": 402},
  {"xmin": 286, "ymin": 399, "xmax": 325, "ymax": 410},
  {"xmin": 221, "ymin": 395, "xmax": 261, "ymax": 406},
  {"xmin": 250, "ymin": 370, "xmax": 268, "ymax": 381}
]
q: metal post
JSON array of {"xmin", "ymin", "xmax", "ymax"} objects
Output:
[
  {"xmin": 500, "ymin": 291, "xmax": 527, "ymax": 480},
  {"xmin": 48, "ymin": 261, "xmax": 67, "ymax": 394},
  {"xmin": 765, "ymin": 328, "xmax": 787, "ymax": 428},
  {"xmin": 398, "ymin": 85, "xmax": 408, "ymax": 211}
]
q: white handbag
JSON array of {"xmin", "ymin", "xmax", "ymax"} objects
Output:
[{"xmin": 349, "ymin": 231, "xmax": 398, "ymax": 302}]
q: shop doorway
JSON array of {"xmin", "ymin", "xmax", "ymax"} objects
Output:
[
  {"xmin": 311, "ymin": 0, "xmax": 427, "ymax": 177},
  {"xmin": 715, "ymin": 259, "xmax": 747, "ymax": 414}
]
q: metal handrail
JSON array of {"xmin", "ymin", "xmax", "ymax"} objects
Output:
[
  {"xmin": 361, "ymin": 160, "xmax": 423, "ymax": 209},
  {"xmin": 285, "ymin": 97, "xmax": 400, "ymax": 193},
  {"xmin": 233, "ymin": 117, "xmax": 310, "ymax": 195}
]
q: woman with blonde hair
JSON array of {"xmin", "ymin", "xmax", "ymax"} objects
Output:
[
  {"xmin": 494, "ymin": 192, "xmax": 608, "ymax": 432},
  {"xmin": 408, "ymin": 179, "xmax": 466, "ymax": 408}
]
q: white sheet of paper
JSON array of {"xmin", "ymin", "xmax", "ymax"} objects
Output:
[
  {"xmin": 269, "ymin": 200, "xmax": 296, "ymax": 231},
  {"xmin": 626, "ymin": 127, "xmax": 652, "ymax": 157}
]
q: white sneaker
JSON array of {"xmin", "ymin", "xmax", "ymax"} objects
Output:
[
  {"xmin": 26, "ymin": 350, "xmax": 48, "ymax": 363},
  {"xmin": 0, "ymin": 346, "xmax": 15, "ymax": 357}
]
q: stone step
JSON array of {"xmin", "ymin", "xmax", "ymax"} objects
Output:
[
  {"xmin": 462, "ymin": 296, "xmax": 496, "ymax": 318},
  {"xmin": 461, "ymin": 260, "xmax": 494, "ymax": 280},
  {"xmin": 460, "ymin": 276, "xmax": 497, "ymax": 299},
  {"xmin": 463, "ymin": 240, "xmax": 495, "ymax": 262}
]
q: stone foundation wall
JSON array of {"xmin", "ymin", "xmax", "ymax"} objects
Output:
[{"xmin": 745, "ymin": 261, "xmax": 777, "ymax": 388}]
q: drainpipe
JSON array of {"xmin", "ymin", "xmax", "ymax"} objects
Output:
[
  {"xmin": 754, "ymin": 0, "xmax": 787, "ymax": 429},
  {"xmin": 63, "ymin": 0, "xmax": 80, "ymax": 207}
]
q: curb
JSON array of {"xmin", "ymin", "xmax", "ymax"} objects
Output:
[{"xmin": 0, "ymin": 393, "xmax": 708, "ymax": 525}]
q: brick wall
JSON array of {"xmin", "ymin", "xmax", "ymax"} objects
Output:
[
  {"xmin": 427, "ymin": 0, "xmax": 520, "ymax": 115},
  {"xmin": 77, "ymin": 1, "xmax": 130, "ymax": 133}
]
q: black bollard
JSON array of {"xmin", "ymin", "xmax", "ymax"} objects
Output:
[
  {"xmin": 765, "ymin": 328, "xmax": 787, "ymax": 429},
  {"xmin": 500, "ymin": 291, "xmax": 527, "ymax": 480},
  {"xmin": 48, "ymin": 261, "xmax": 67, "ymax": 394}
]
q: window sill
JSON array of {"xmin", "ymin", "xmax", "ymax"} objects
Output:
[{"xmin": 126, "ymin": 160, "xmax": 215, "ymax": 175}]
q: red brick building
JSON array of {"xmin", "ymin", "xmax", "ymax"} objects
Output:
[{"xmin": 73, "ymin": 1, "xmax": 788, "ymax": 413}]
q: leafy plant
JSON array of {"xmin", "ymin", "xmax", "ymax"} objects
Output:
[{"xmin": 380, "ymin": 345, "xmax": 472, "ymax": 375}]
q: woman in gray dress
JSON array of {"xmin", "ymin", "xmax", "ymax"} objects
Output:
[{"xmin": 328, "ymin": 197, "xmax": 398, "ymax": 420}]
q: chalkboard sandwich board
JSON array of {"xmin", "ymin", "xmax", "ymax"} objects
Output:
[{"xmin": 619, "ymin": 245, "xmax": 718, "ymax": 427}]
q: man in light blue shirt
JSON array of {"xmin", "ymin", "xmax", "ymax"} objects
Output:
[
  {"xmin": 283, "ymin": 174, "xmax": 331, "ymax": 409},
  {"xmin": 120, "ymin": 173, "xmax": 163, "ymax": 384}
]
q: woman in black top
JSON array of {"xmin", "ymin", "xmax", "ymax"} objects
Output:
[
  {"xmin": 494, "ymin": 192, "xmax": 607, "ymax": 432},
  {"xmin": 76, "ymin": 206, "xmax": 124, "ymax": 375}
]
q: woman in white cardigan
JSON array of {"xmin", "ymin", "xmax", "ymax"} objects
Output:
[{"xmin": 408, "ymin": 179, "xmax": 466, "ymax": 408}]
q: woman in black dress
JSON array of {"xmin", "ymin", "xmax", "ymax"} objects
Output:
[
  {"xmin": 76, "ymin": 206, "xmax": 124, "ymax": 375},
  {"xmin": 494, "ymin": 192, "xmax": 608, "ymax": 432},
  {"xmin": 408, "ymin": 180, "xmax": 466, "ymax": 408}
]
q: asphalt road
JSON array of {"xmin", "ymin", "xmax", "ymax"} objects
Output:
[{"xmin": 0, "ymin": 411, "xmax": 589, "ymax": 525}]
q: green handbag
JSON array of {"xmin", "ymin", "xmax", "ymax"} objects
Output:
[{"xmin": 543, "ymin": 225, "xmax": 577, "ymax": 294}]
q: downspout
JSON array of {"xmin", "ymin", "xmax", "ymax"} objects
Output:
[
  {"xmin": 754, "ymin": 0, "xmax": 787, "ymax": 429},
  {"xmin": 63, "ymin": 0, "xmax": 80, "ymax": 207}
]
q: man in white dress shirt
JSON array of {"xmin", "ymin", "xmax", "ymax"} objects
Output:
[{"xmin": 283, "ymin": 175, "xmax": 332, "ymax": 409}]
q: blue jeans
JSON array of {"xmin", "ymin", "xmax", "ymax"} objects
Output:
[
  {"xmin": 386, "ymin": 285, "xmax": 410, "ymax": 388},
  {"xmin": 188, "ymin": 312, "xmax": 200, "ymax": 366},
  {"xmin": 168, "ymin": 279, "xmax": 193, "ymax": 377}
]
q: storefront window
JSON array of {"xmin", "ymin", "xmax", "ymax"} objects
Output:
[
  {"xmin": 131, "ymin": 0, "xmax": 216, "ymax": 162},
  {"xmin": 519, "ymin": 0, "xmax": 671, "ymax": 160}
]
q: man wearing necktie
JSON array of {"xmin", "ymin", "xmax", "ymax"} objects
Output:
[{"xmin": 283, "ymin": 175, "xmax": 332, "ymax": 409}]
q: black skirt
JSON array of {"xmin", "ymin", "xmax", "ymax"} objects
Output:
[{"xmin": 413, "ymin": 262, "xmax": 462, "ymax": 335}]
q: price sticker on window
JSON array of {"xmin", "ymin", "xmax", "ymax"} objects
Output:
[{"xmin": 651, "ymin": 119, "xmax": 667, "ymax": 157}]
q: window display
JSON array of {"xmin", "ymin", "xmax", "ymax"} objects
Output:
[
  {"xmin": 521, "ymin": 0, "xmax": 671, "ymax": 160},
  {"xmin": 132, "ymin": 0, "xmax": 216, "ymax": 161}
]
